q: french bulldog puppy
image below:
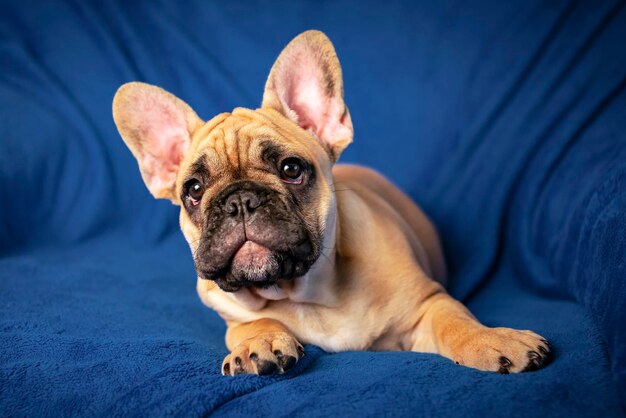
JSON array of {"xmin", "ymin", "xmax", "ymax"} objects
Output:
[{"xmin": 113, "ymin": 30, "xmax": 551, "ymax": 375}]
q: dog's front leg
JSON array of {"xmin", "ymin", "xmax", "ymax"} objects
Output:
[
  {"xmin": 412, "ymin": 293, "xmax": 551, "ymax": 373},
  {"xmin": 221, "ymin": 318, "xmax": 304, "ymax": 376}
]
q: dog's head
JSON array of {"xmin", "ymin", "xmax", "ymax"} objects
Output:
[{"xmin": 112, "ymin": 31, "xmax": 352, "ymax": 292}]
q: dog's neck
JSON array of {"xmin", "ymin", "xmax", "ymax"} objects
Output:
[{"xmin": 226, "ymin": 253, "xmax": 340, "ymax": 312}]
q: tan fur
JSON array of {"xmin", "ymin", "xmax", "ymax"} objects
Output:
[{"xmin": 113, "ymin": 30, "xmax": 550, "ymax": 376}]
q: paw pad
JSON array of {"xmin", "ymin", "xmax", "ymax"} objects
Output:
[{"xmin": 256, "ymin": 360, "xmax": 279, "ymax": 375}]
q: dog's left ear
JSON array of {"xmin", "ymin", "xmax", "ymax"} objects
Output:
[{"xmin": 262, "ymin": 30, "xmax": 353, "ymax": 162}]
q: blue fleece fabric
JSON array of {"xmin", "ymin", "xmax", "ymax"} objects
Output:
[{"xmin": 1, "ymin": 1, "xmax": 625, "ymax": 416}]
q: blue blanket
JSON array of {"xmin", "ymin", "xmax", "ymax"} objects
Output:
[{"xmin": 1, "ymin": 1, "xmax": 625, "ymax": 416}]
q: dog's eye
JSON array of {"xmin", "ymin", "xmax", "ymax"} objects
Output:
[
  {"xmin": 185, "ymin": 179, "xmax": 204, "ymax": 206},
  {"xmin": 279, "ymin": 158, "xmax": 304, "ymax": 184}
]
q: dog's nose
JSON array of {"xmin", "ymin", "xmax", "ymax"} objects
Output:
[{"xmin": 224, "ymin": 191, "xmax": 263, "ymax": 217}]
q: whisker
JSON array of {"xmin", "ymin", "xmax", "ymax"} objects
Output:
[{"xmin": 318, "ymin": 243, "xmax": 335, "ymax": 265}]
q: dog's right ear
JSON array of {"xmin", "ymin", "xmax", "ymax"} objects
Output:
[{"xmin": 112, "ymin": 82, "xmax": 203, "ymax": 201}]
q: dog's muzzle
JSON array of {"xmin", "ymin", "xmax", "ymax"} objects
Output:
[{"xmin": 193, "ymin": 180, "xmax": 319, "ymax": 292}]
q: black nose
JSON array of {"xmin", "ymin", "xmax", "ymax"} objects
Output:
[{"xmin": 224, "ymin": 190, "xmax": 263, "ymax": 217}]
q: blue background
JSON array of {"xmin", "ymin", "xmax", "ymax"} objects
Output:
[{"xmin": 1, "ymin": 0, "xmax": 625, "ymax": 416}]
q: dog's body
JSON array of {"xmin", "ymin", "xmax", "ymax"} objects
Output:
[{"xmin": 113, "ymin": 31, "xmax": 550, "ymax": 375}]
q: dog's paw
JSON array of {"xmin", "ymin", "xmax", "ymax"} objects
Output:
[
  {"xmin": 222, "ymin": 331, "xmax": 305, "ymax": 376},
  {"xmin": 452, "ymin": 327, "xmax": 551, "ymax": 373}
]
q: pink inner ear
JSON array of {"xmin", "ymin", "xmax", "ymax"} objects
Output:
[
  {"xmin": 136, "ymin": 94, "xmax": 190, "ymax": 196},
  {"xmin": 275, "ymin": 49, "xmax": 351, "ymax": 146},
  {"xmin": 282, "ymin": 53, "xmax": 326, "ymax": 132}
]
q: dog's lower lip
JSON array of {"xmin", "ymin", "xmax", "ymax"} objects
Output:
[
  {"xmin": 235, "ymin": 240, "xmax": 267, "ymax": 254},
  {"xmin": 232, "ymin": 241, "xmax": 273, "ymax": 281}
]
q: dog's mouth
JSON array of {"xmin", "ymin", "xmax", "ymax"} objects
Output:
[{"xmin": 195, "ymin": 238, "xmax": 317, "ymax": 293}]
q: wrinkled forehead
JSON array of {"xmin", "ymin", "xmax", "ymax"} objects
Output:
[{"xmin": 181, "ymin": 107, "xmax": 329, "ymax": 177}]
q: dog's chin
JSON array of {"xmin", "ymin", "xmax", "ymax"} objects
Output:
[
  {"xmin": 202, "ymin": 240, "xmax": 317, "ymax": 293},
  {"xmin": 230, "ymin": 241, "xmax": 280, "ymax": 286}
]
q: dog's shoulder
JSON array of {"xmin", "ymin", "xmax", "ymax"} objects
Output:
[{"xmin": 333, "ymin": 164, "xmax": 447, "ymax": 283}]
